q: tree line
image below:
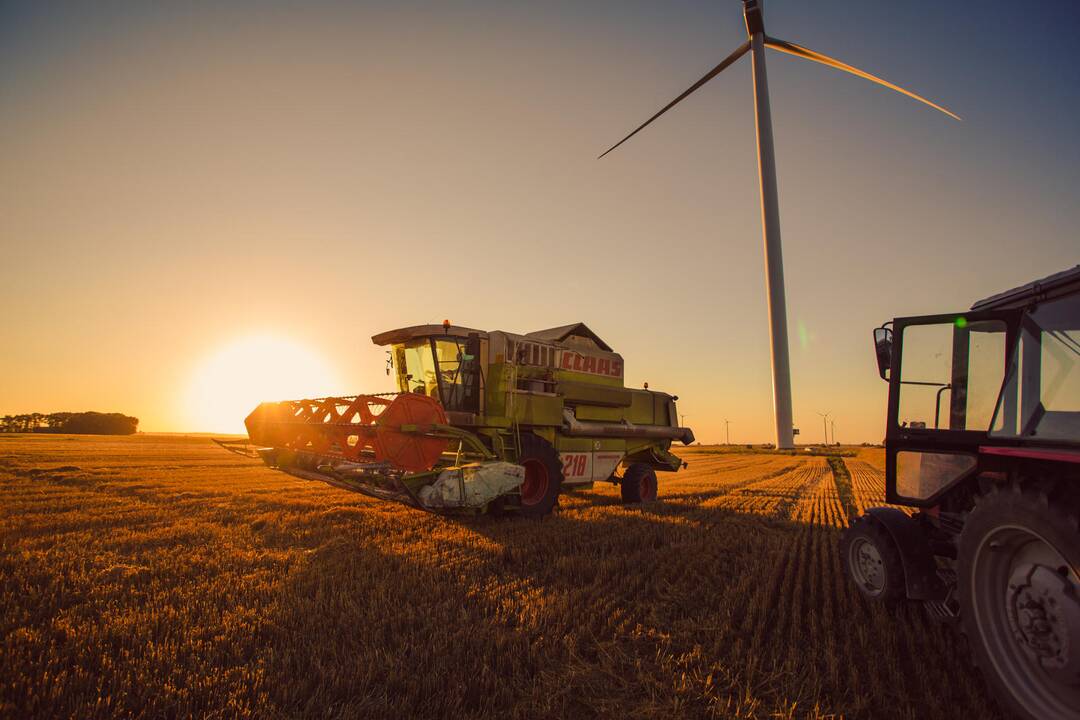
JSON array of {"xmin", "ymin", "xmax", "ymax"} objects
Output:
[{"xmin": 0, "ymin": 412, "xmax": 139, "ymax": 435}]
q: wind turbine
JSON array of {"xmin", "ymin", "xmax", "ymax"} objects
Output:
[
  {"xmin": 817, "ymin": 410, "xmax": 831, "ymax": 446},
  {"xmin": 599, "ymin": 0, "xmax": 959, "ymax": 449}
]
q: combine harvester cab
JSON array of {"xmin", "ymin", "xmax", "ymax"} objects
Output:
[{"xmin": 227, "ymin": 322, "xmax": 694, "ymax": 517}]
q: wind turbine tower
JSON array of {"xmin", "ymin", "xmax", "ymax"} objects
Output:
[{"xmin": 600, "ymin": 0, "xmax": 958, "ymax": 449}]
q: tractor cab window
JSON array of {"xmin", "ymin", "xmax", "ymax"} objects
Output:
[
  {"xmin": 991, "ymin": 295, "xmax": 1080, "ymax": 441},
  {"xmin": 897, "ymin": 318, "xmax": 1008, "ymax": 431}
]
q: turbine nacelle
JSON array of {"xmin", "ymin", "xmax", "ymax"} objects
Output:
[{"xmin": 743, "ymin": 0, "xmax": 764, "ymax": 36}]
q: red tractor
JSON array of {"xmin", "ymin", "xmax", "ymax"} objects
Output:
[{"xmin": 842, "ymin": 266, "xmax": 1080, "ymax": 720}]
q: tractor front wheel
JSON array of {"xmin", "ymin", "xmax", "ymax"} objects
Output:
[
  {"xmin": 957, "ymin": 480, "xmax": 1080, "ymax": 720},
  {"xmin": 840, "ymin": 514, "xmax": 906, "ymax": 604},
  {"xmin": 516, "ymin": 434, "xmax": 563, "ymax": 518},
  {"xmin": 621, "ymin": 463, "xmax": 658, "ymax": 504}
]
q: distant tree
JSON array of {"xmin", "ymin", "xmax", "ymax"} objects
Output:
[
  {"xmin": 59, "ymin": 412, "xmax": 138, "ymax": 435},
  {"xmin": 46, "ymin": 413, "xmax": 73, "ymax": 430},
  {"xmin": 0, "ymin": 411, "xmax": 137, "ymax": 435}
]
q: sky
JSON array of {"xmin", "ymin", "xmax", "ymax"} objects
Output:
[{"xmin": 1, "ymin": 0, "xmax": 1078, "ymax": 442}]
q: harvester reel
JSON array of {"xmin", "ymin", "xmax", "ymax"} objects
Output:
[
  {"xmin": 245, "ymin": 393, "xmax": 449, "ymax": 473},
  {"xmin": 374, "ymin": 393, "xmax": 449, "ymax": 472}
]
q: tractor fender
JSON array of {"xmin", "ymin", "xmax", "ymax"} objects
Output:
[{"xmin": 863, "ymin": 507, "xmax": 947, "ymax": 602}]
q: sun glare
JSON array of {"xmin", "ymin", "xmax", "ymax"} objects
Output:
[{"xmin": 185, "ymin": 334, "xmax": 343, "ymax": 434}]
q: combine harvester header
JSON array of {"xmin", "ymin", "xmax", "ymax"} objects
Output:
[{"xmin": 221, "ymin": 322, "xmax": 694, "ymax": 517}]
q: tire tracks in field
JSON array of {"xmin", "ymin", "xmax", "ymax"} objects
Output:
[
  {"xmin": 687, "ymin": 460, "xmax": 828, "ymax": 685},
  {"xmin": 669, "ymin": 460, "xmax": 802, "ymax": 506},
  {"xmin": 599, "ymin": 458, "xmax": 818, "ymax": 692},
  {"xmin": 826, "ymin": 457, "xmax": 857, "ymax": 524},
  {"xmin": 716, "ymin": 459, "xmax": 893, "ymax": 712},
  {"xmin": 768, "ymin": 464, "xmax": 826, "ymax": 672},
  {"xmin": 771, "ymin": 463, "xmax": 828, "ymax": 522}
]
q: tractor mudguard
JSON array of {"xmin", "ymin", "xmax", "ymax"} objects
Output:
[{"xmin": 864, "ymin": 507, "xmax": 947, "ymax": 602}]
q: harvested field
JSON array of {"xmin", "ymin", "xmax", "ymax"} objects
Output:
[{"xmin": 0, "ymin": 435, "xmax": 998, "ymax": 719}]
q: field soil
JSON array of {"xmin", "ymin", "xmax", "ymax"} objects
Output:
[{"xmin": 0, "ymin": 435, "xmax": 998, "ymax": 719}]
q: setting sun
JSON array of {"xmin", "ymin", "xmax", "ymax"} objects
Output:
[{"xmin": 184, "ymin": 333, "xmax": 343, "ymax": 434}]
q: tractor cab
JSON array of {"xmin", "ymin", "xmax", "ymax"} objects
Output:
[
  {"xmin": 845, "ymin": 265, "xmax": 1080, "ymax": 720},
  {"xmin": 872, "ymin": 265, "xmax": 1080, "ymax": 506}
]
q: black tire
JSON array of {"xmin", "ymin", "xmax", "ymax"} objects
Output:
[
  {"xmin": 621, "ymin": 463, "xmax": 658, "ymax": 504},
  {"xmin": 516, "ymin": 434, "xmax": 562, "ymax": 518},
  {"xmin": 840, "ymin": 514, "xmax": 906, "ymax": 603},
  {"xmin": 957, "ymin": 480, "xmax": 1080, "ymax": 720}
]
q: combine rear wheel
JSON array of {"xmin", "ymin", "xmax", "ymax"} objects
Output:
[
  {"xmin": 958, "ymin": 481, "xmax": 1080, "ymax": 720},
  {"xmin": 516, "ymin": 434, "xmax": 562, "ymax": 518},
  {"xmin": 840, "ymin": 514, "xmax": 906, "ymax": 603},
  {"xmin": 621, "ymin": 463, "xmax": 658, "ymax": 504}
]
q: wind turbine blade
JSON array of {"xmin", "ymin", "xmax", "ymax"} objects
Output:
[
  {"xmin": 764, "ymin": 37, "xmax": 961, "ymax": 121},
  {"xmin": 598, "ymin": 41, "xmax": 751, "ymax": 159}
]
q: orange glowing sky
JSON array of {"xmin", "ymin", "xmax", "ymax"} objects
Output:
[{"xmin": 1, "ymin": 1, "xmax": 1077, "ymax": 442}]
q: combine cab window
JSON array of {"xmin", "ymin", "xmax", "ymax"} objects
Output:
[
  {"xmin": 395, "ymin": 337, "xmax": 482, "ymax": 414},
  {"xmin": 399, "ymin": 342, "xmax": 439, "ymax": 397},
  {"xmin": 433, "ymin": 338, "xmax": 481, "ymax": 414},
  {"xmin": 992, "ymin": 295, "xmax": 1080, "ymax": 441},
  {"xmin": 897, "ymin": 319, "xmax": 1007, "ymax": 431}
]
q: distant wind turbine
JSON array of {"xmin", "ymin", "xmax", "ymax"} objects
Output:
[
  {"xmin": 599, "ymin": 0, "xmax": 959, "ymax": 449},
  {"xmin": 817, "ymin": 410, "xmax": 831, "ymax": 445}
]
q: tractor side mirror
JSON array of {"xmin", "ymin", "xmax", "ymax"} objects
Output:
[{"xmin": 873, "ymin": 326, "xmax": 893, "ymax": 380}]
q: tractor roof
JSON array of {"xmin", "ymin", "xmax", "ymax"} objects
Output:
[
  {"xmin": 525, "ymin": 323, "xmax": 613, "ymax": 352},
  {"xmin": 971, "ymin": 265, "xmax": 1080, "ymax": 311}
]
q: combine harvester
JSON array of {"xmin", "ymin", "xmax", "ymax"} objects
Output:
[
  {"xmin": 220, "ymin": 322, "xmax": 693, "ymax": 517},
  {"xmin": 843, "ymin": 266, "xmax": 1080, "ymax": 720}
]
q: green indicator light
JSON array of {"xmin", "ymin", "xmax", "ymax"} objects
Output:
[{"xmin": 955, "ymin": 316, "xmax": 968, "ymax": 329}]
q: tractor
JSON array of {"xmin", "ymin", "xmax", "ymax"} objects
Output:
[
  {"xmin": 220, "ymin": 322, "xmax": 693, "ymax": 517},
  {"xmin": 841, "ymin": 265, "xmax": 1080, "ymax": 720}
]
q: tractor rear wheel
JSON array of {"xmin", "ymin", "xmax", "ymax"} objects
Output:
[
  {"xmin": 621, "ymin": 463, "xmax": 658, "ymax": 504},
  {"xmin": 840, "ymin": 514, "xmax": 906, "ymax": 603},
  {"xmin": 516, "ymin": 434, "xmax": 562, "ymax": 518},
  {"xmin": 957, "ymin": 480, "xmax": 1080, "ymax": 720}
]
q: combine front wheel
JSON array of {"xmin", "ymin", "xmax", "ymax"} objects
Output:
[
  {"xmin": 621, "ymin": 463, "xmax": 658, "ymax": 504},
  {"xmin": 517, "ymin": 434, "xmax": 562, "ymax": 518},
  {"xmin": 958, "ymin": 481, "xmax": 1080, "ymax": 720}
]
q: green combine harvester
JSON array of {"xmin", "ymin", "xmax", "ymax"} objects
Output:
[{"xmin": 220, "ymin": 322, "xmax": 693, "ymax": 517}]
